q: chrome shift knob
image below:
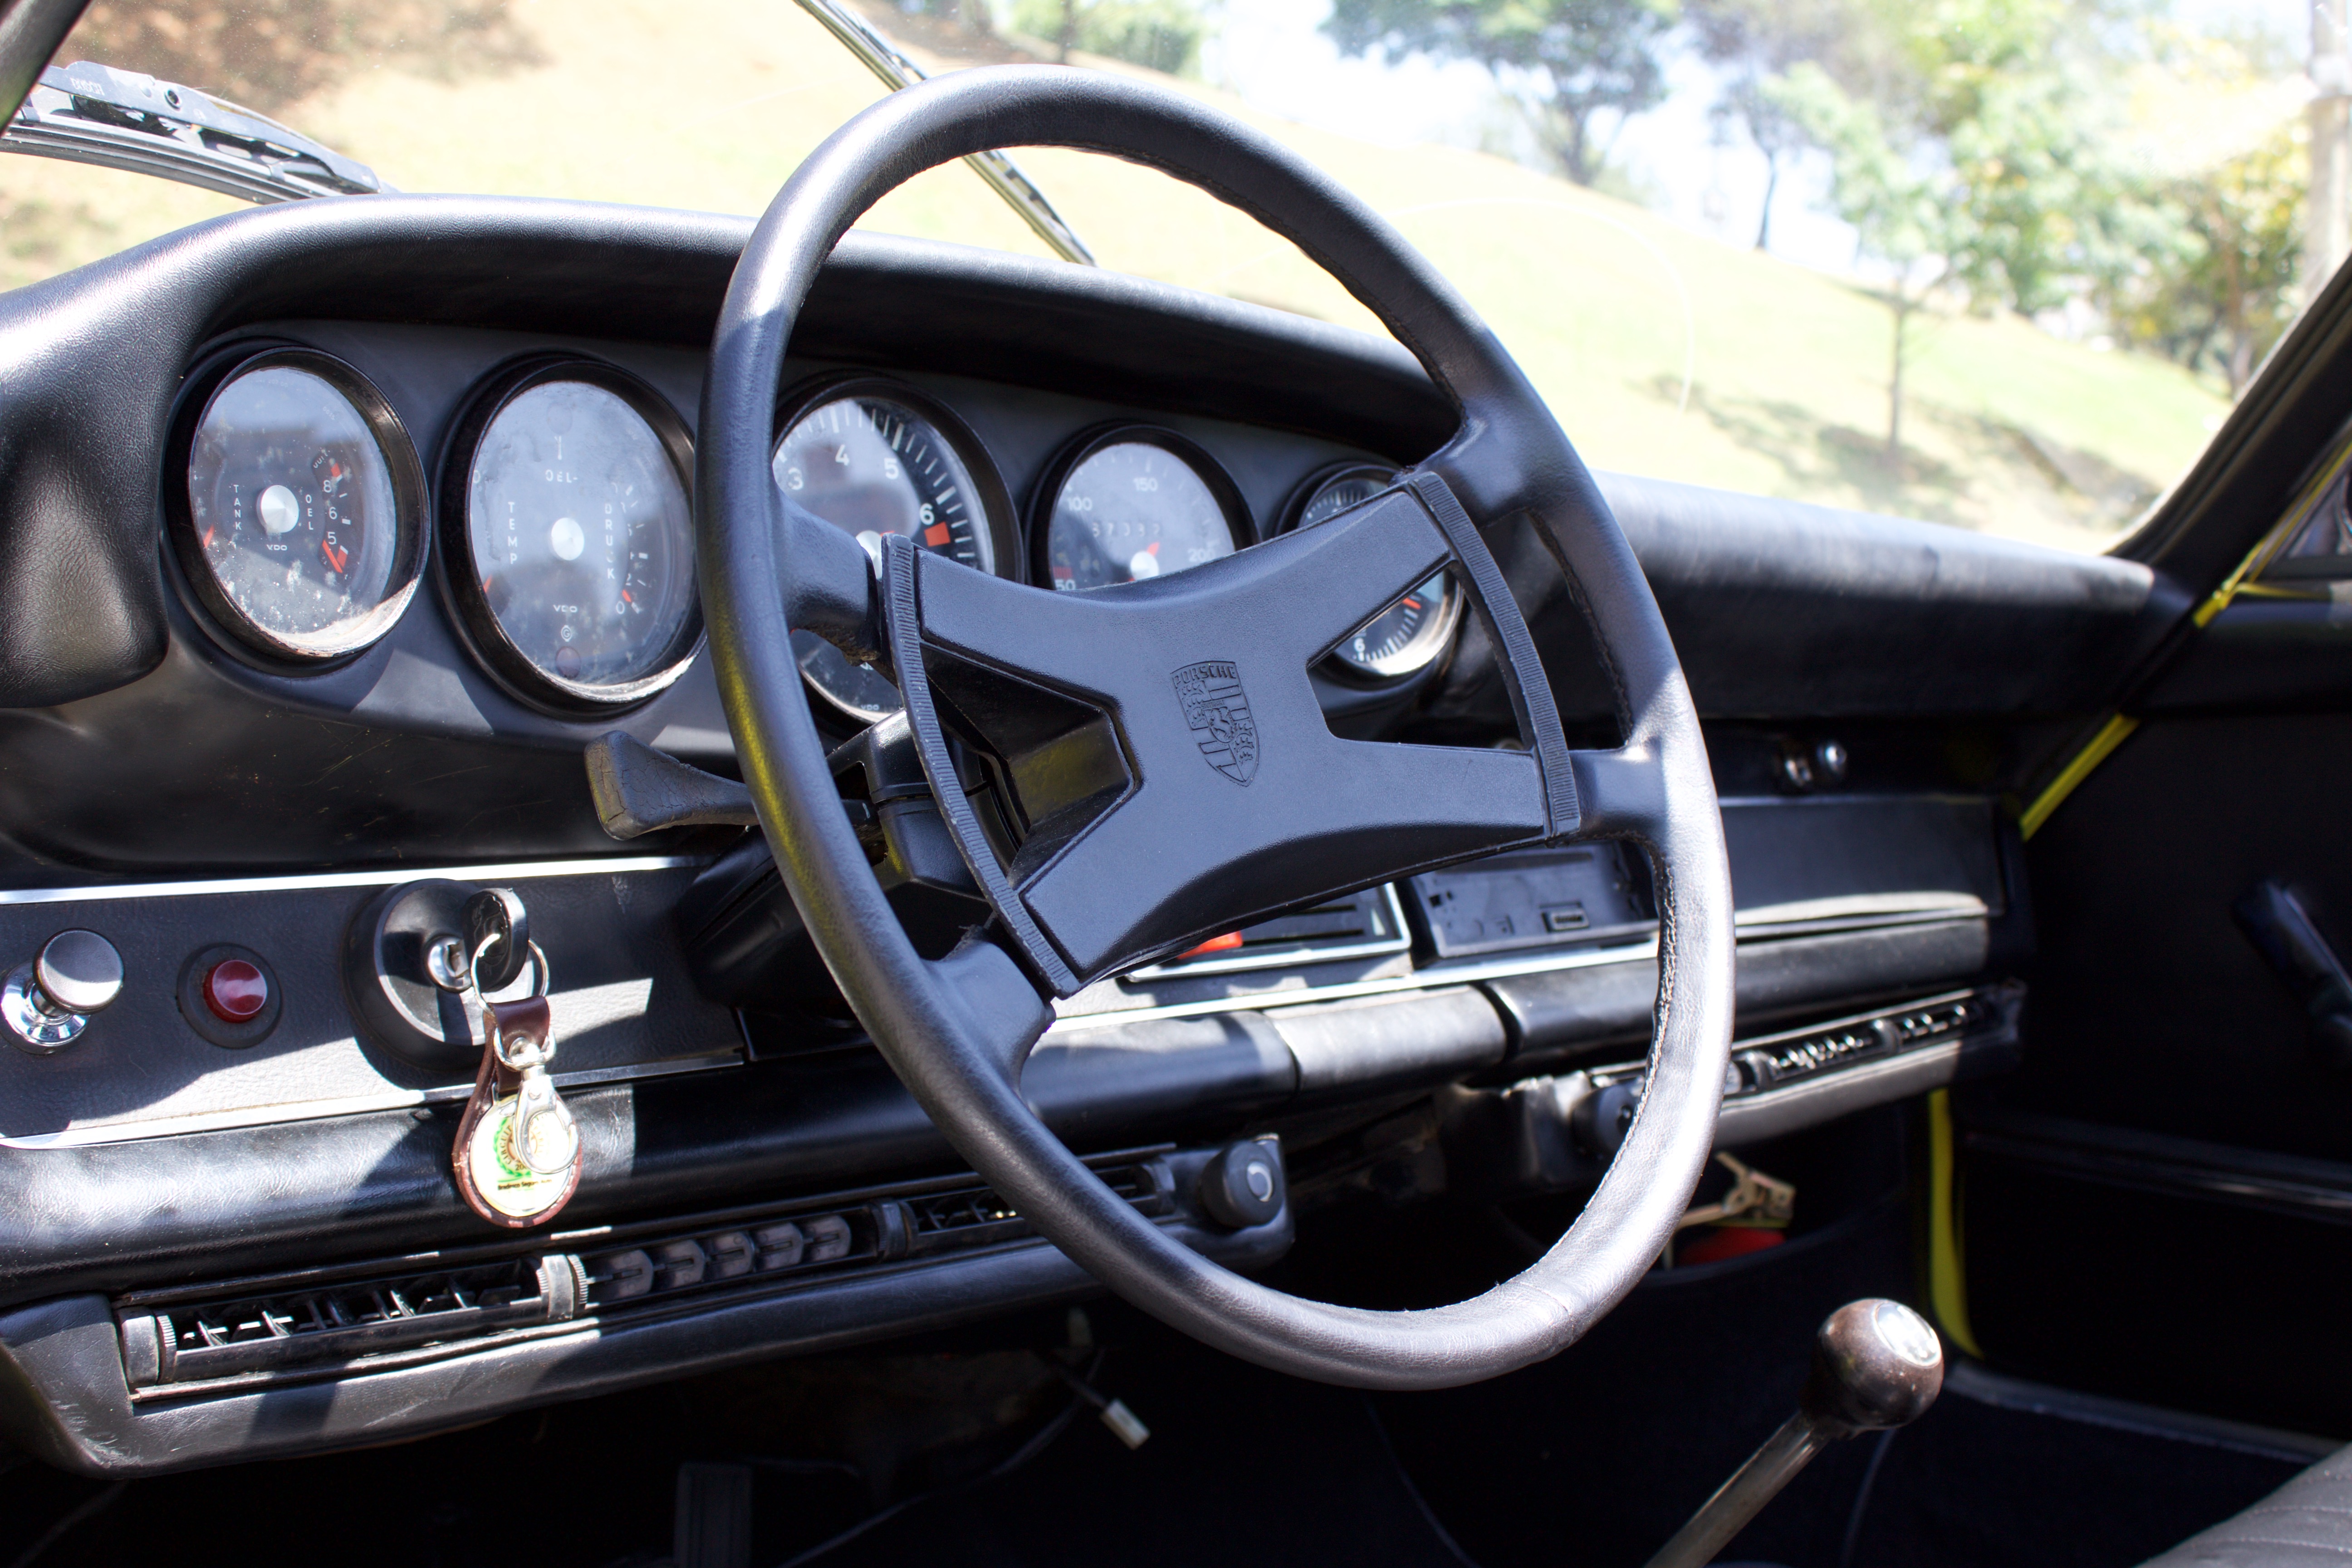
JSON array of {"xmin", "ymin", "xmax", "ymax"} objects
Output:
[
  {"xmin": 5, "ymin": 929, "xmax": 124, "ymax": 1053},
  {"xmin": 1803, "ymin": 1298, "xmax": 1944, "ymax": 1436},
  {"xmin": 1645, "ymin": 1299, "xmax": 1945, "ymax": 1568}
]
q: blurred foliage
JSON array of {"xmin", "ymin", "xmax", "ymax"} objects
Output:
[
  {"xmin": 2115, "ymin": 127, "xmax": 2300, "ymax": 392},
  {"xmin": 1323, "ymin": 0, "xmax": 1677, "ymax": 186},
  {"xmin": 1006, "ymin": 0, "xmax": 1214, "ymax": 76},
  {"xmin": 1759, "ymin": 0, "xmax": 2217, "ymax": 449},
  {"xmin": 2101, "ymin": 30, "xmax": 2304, "ymax": 392},
  {"xmin": 59, "ymin": 0, "xmax": 544, "ymax": 114},
  {"xmin": 1683, "ymin": 0, "xmax": 1882, "ymax": 248}
]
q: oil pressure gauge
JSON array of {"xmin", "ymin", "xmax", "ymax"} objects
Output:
[
  {"xmin": 441, "ymin": 358, "xmax": 701, "ymax": 710},
  {"xmin": 175, "ymin": 347, "xmax": 426, "ymax": 662}
]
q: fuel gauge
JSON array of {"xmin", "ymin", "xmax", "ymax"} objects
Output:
[{"xmin": 442, "ymin": 358, "xmax": 701, "ymax": 710}]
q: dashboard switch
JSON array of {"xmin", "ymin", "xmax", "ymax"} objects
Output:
[
  {"xmin": 203, "ymin": 958, "xmax": 269, "ymax": 1023},
  {"xmin": 1197, "ymin": 1138, "xmax": 1285, "ymax": 1229},
  {"xmin": 4, "ymin": 929, "xmax": 123, "ymax": 1053}
]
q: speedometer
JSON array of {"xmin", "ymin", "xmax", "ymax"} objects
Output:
[
  {"xmin": 442, "ymin": 359, "xmax": 700, "ymax": 710},
  {"xmin": 1034, "ymin": 426, "xmax": 1250, "ymax": 591},
  {"xmin": 175, "ymin": 348, "xmax": 426, "ymax": 662},
  {"xmin": 772, "ymin": 377, "xmax": 1014, "ymax": 724},
  {"xmin": 1285, "ymin": 462, "xmax": 1464, "ymax": 680}
]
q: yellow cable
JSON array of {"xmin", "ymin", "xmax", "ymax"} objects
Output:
[
  {"xmin": 2015, "ymin": 458, "xmax": 2345, "ymax": 842},
  {"xmin": 2016, "ymin": 712, "xmax": 2140, "ymax": 841},
  {"xmin": 1926, "ymin": 1088, "xmax": 1983, "ymax": 1359}
]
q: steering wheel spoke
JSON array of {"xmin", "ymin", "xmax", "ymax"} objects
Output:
[
  {"xmin": 780, "ymin": 494, "xmax": 881, "ymax": 659},
  {"xmin": 925, "ymin": 932, "xmax": 1054, "ymax": 1086},
  {"xmin": 1567, "ymin": 743, "xmax": 1671, "ymax": 845}
]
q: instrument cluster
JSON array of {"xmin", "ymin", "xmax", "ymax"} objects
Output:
[{"xmin": 169, "ymin": 349, "xmax": 1464, "ymax": 723}]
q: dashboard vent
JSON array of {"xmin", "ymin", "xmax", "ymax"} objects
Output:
[
  {"xmin": 1732, "ymin": 990, "xmax": 2005, "ymax": 1093},
  {"xmin": 113, "ymin": 1148, "xmax": 1190, "ymax": 1399},
  {"xmin": 118, "ymin": 1255, "xmax": 583, "ymax": 1391},
  {"xmin": 902, "ymin": 1162, "xmax": 1167, "ymax": 1259},
  {"xmin": 1129, "ymin": 885, "xmax": 1410, "ymax": 979}
]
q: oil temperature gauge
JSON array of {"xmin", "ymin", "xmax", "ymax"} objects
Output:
[
  {"xmin": 1285, "ymin": 463, "xmax": 1464, "ymax": 680},
  {"xmin": 176, "ymin": 348, "xmax": 426, "ymax": 662}
]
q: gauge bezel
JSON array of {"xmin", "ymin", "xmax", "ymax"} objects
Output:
[
  {"xmin": 436, "ymin": 355, "xmax": 703, "ymax": 714},
  {"xmin": 1027, "ymin": 422, "xmax": 1254, "ymax": 590},
  {"xmin": 168, "ymin": 344, "xmax": 430, "ymax": 666},
  {"xmin": 1280, "ymin": 460, "xmax": 1466, "ymax": 682},
  {"xmin": 773, "ymin": 372, "xmax": 1021, "ymax": 578}
]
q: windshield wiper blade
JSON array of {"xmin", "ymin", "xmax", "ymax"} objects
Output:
[
  {"xmin": 793, "ymin": 0, "xmax": 1095, "ymax": 266},
  {"xmin": 3, "ymin": 61, "xmax": 387, "ymax": 204}
]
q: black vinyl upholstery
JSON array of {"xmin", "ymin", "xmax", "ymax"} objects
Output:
[{"xmin": 2145, "ymin": 1448, "xmax": 2352, "ymax": 1567}]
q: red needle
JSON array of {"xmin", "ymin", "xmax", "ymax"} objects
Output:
[{"xmin": 320, "ymin": 539, "xmax": 348, "ymax": 574}]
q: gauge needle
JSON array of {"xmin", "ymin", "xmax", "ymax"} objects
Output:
[{"xmin": 320, "ymin": 539, "xmax": 349, "ymax": 575}]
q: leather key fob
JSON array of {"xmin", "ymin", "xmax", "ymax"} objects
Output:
[{"xmin": 453, "ymin": 994, "xmax": 582, "ymax": 1228}]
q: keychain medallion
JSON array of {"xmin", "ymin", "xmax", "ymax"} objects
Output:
[{"xmin": 448, "ymin": 900, "xmax": 583, "ymax": 1229}]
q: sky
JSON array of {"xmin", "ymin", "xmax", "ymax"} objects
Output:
[{"xmin": 1200, "ymin": 0, "xmax": 2317, "ymax": 282}]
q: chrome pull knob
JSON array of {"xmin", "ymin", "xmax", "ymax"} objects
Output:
[{"xmin": 6, "ymin": 929, "xmax": 125, "ymax": 1053}]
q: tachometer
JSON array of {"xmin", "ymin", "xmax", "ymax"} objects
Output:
[
  {"xmin": 443, "ymin": 360, "xmax": 699, "ymax": 709},
  {"xmin": 772, "ymin": 377, "xmax": 1014, "ymax": 724},
  {"xmin": 175, "ymin": 348, "xmax": 426, "ymax": 662},
  {"xmin": 1285, "ymin": 462, "xmax": 1464, "ymax": 680},
  {"xmin": 1034, "ymin": 426, "xmax": 1250, "ymax": 592}
]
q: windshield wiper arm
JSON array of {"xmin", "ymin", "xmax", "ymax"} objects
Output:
[
  {"xmin": 2, "ymin": 60, "xmax": 387, "ymax": 205},
  {"xmin": 793, "ymin": 0, "xmax": 1094, "ymax": 266}
]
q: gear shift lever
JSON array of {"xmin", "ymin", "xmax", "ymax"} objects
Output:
[{"xmin": 1645, "ymin": 1298, "xmax": 1944, "ymax": 1568}]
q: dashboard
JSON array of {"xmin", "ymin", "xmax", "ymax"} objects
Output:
[{"xmin": 0, "ymin": 195, "xmax": 2163, "ymax": 1476}]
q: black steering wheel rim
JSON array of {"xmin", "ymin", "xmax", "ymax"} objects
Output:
[{"xmin": 698, "ymin": 65, "xmax": 1735, "ymax": 1390}]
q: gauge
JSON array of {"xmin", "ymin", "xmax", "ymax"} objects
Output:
[
  {"xmin": 175, "ymin": 348, "xmax": 426, "ymax": 662},
  {"xmin": 772, "ymin": 377, "xmax": 1015, "ymax": 724},
  {"xmin": 1034, "ymin": 426, "xmax": 1251, "ymax": 592},
  {"xmin": 1284, "ymin": 462, "xmax": 1464, "ymax": 680},
  {"xmin": 442, "ymin": 360, "xmax": 699, "ymax": 709}
]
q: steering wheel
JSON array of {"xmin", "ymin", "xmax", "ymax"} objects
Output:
[{"xmin": 698, "ymin": 65, "xmax": 1734, "ymax": 1390}]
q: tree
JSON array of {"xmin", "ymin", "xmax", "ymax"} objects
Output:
[
  {"xmin": 1685, "ymin": 0, "xmax": 1881, "ymax": 250},
  {"xmin": 1009, "ymin": 0, "xmax": 1216, "ymax": 76},
  {"xmin": 1324, "ymin": 0, "xmax": 1676, "ymax": 187},
  {"xmin": 2100, "ymin": 29, "xmax": 2305, "ymax": 393},
  {"xmin": 1768, "ymin": 0, "xmax": 2145, "ymax": 454}
]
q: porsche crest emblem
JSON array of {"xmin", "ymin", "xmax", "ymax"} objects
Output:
[{"xmin": 1172, "ymin": 661, "xmax": 1259, "ymax": 785}]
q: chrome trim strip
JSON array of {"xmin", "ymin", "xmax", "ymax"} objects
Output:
[
  {"xmin": 1050, "ymin": 936, "xmax": 1661, "ymax": 1035},
  {"xmin": 0, "ymin": 856, "xmax": 702, "ymax": 908},
  {"xmin": 0, "ymin": 1046, "xmax": 744, "ymax": 1149},
  {"xmin": 1126, "ymin": 885, "xmax": 1415, "ymax": 979},
  {"xmin": 1050, "ymin": 900, "xmax": 1992, "ymax": 1036}
]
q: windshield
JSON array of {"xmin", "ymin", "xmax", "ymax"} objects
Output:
[{"xmin": 13, "ymin": 0, "xmax": 2333, "ymax": 554}]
